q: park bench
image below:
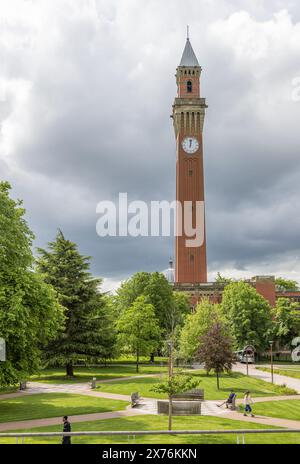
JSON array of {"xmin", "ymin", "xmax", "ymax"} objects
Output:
[
  {"xmin": 90, "ymin": 377, "xmax": 97, "ymax": 389},
  {"xmin": 131, "ymin": 392, "xmax": 141, "ymax": 408},
  {"xmin": 171, "ymin": 389, "xmax": 204, "ymax": 401}
]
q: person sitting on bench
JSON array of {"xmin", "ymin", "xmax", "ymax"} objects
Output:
[{"xmin": 217, "ymin": 390, "xmax": 236, "ymax": 408}]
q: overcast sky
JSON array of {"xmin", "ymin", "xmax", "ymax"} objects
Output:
[{"xmin": 1, "ymin": 0, "xmax": 300, "ymax": 291}]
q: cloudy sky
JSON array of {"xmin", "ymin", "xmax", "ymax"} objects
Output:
[{"xmin": 1, "ymin": 0, "xmax": 300, "ymax": 291}]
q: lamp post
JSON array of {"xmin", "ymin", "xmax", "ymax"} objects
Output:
[
  {"xmin": 246, "ymin": 351, "xmax": 249, "ymax": 376},
  {"xmin": 168, "ymin": 339, "xmax": 174, "ymax": 380},
  {"xmin": 269, "ymin": 341, "xmax": 274, "ymax": 384},
  {"xmin": 167, "ymin": 339, "xmax": 174, "ymax": 432}
]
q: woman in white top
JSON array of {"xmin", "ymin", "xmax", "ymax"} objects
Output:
[{"xmin": 243, "ymin": 391, "xmax": 255, "ymax": 417}]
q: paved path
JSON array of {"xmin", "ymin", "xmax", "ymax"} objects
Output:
[
  {"xmin": 233, "ymin": 363, "xmax": 300, "ymax": 393},
  {"xmin": 235, "ymin": 394, "xmax": 300, "ymax": 404},
  {"xmin": 223, "ymin": 410, "xmax": 300, "ymax": 430},
  {"xmin": 0, "ymin": 408, "xmax": 151, "ymax": 432}
]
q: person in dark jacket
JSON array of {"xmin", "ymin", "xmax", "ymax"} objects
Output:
[
  {"xmin": 217, "ymin": 390, "xmax": 236, "ymax": 408},
  {"xmin": 62, "ymin": 416, "xmax": 71, "ymax": 444}
]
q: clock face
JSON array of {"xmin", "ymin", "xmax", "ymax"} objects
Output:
[{"xmin": 182, "ymin": 137, "xmax": 199, "ymax": 154}]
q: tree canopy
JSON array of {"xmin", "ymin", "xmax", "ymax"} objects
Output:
[
  {"xmin": 178, "ymin": 298, "xmax": 225, "ymax": 360},
  {"xmin": 275, "ymin": 277, "xmax": 299, "ymax": 292},
  {"xmin": 116, "ymin": 295, "xmax": 160, "ymax": 372},
  {"xmin": 0, "ymin": 182, "xmax": 64, "ymax": 386},
  {"xmin": 196, "ymin": 322, "xmax": 235, "ymax": 389},
  {"xmin": 36, "ymin": 230, "xmax": 116, "ymax": 376},
  {"xmin": 221, "ymin": 281, "xmax": 273, "ymax": 353},
  {"xmin": 271, "ymin": 298, "xmax": 300, "ymax": 348},
  {"xmin": 115, "ymin": 272, "xmax": 189, "ymax": 344}
]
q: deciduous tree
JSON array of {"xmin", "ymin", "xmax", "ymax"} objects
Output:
[
  {"xmin": 116, "ymin": 295, "xmax": 160, "ymax": 372},
  {"xmin": 0, "ymin": 182, "xmax": 64, "ymax": 386},
  {"xmin": 179, "ymin": 299, "xmax": 224, "ymax": 361},
  {"xmin": 221, "ymin": 281, "xmax": 273, "ymax": 353},
  {"xmin": 196, "ymin": 323, "xmax": 235, "ymax": 389}
]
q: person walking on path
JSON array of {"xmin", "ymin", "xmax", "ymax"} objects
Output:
[
  {"xmin": 62, "ymin": 416, "xmax": 71, "ymax": 444},
  {"xmin": 243, "ymin": 391, "xmax": 255, "ymax": 417}
]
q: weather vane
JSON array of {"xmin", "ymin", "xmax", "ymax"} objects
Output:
[{"xmin": 187, "ymin": 25, "xmax": 190, "ymax": 39}]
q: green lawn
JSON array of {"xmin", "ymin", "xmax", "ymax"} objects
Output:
[
  {"xmin": 257, "ymin": 367, "xmax": 300, "ymax": 381},
  {"xmin": 97, "ymin": 371, "xmax": 296, "ymax": 400},
  {"xmin": 0, "ymin": 415, "xmax": 298, "ymax": 445},
  {"xmin": 239, "ymin": 400, "xmax": 300, "ymax": 421},
  {"xmin": 29, "ymin": 365, "xmax": 170, "ymax": 384},
  {"xmin": 0, "ymin": 386, "xmax": 18, "ymax": 395},
  {"xmin": 0, "ymin": 393, "xmax": 128, "ymax": 423}
]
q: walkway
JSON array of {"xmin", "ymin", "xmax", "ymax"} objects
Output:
[
  {"xmin": 0, "ymin": 408, "xmax": 151, "ymax": 432},
  {"xmin": 222, "ymin": 410, "xmax": 300, "ymax": 430},
  {"xmin": 233, "ymin": 363, "xmax": 300, "ymax": 394}
]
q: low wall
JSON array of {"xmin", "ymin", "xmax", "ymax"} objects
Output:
[{"xmin": 157, "ymin": 400, "xmax": 201, "ymax": 416}]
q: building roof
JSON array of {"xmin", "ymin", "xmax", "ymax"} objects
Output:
[{"xmin": 179, "ymin": 38, "xmax": 200, "ymax": 67}]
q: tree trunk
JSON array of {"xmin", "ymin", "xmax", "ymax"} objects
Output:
[
  {"xmin": 66, "ymin": 362, "xmax": 74, "ymax": 378},
  {"xmin": 136, "ymin": 350, "xmax": 139, "ymax": 373},
  {"xmin": 216, "ymin": 371, "xmax": 220, "ymax": 390},
  {"xmin": 150, "ymin": 353, "xmax": 155, "ymax": 363},
  {"xmin": 168, "ymin": 395, "xmax": 173, "ymax": 431}
]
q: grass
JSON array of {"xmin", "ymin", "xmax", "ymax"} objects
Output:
[
  {"xmin": 239, "ymin": 400, "xmax": 300, "ymax": 421},
  {"xmin": 0, "ymin": 386, "xmax": 18, "ymax": 395},
  {"xmin": 29, "ymin": 365, "xmax": 170, "ymax": 384},
  {"xmin": 0, "ymin": 393, "xmax": 129, "ymax": 423},
  {"xmin": 97, "ymin": 370, "xmax": 296, "ymax": 400},
  {"xmin": 257, "ymin": 366, "xmax": 300, "ymax": 380},
  {"xmin": 0, "ymin": 415, "xmax": 298, "ymax": 445}
]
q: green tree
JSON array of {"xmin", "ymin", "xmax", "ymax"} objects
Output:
[
  {"xmin": 178, "ymin": 299, "xmax": 224, "ymax": 360},
  {"xmin": 116, "ymin": 295, "xmax": 160, "ymax": 372},
  {"xmin": 272, "ymin": 298, "xmax": 300, "ymax": 348},
  {"xmin": 151, "ymin": 372, "xmax": 200, "ymax": 430},
  {"xmin": 221, "ymin": 281, "xmax": 273, "ymax": 353},
  {"xmin": 0, "ymin": 182, "xmax": 64, "ymax": 386},
  {"xmin": 275, "ymin": 277, "xmax": 299, "ymax": 292},
  {"xmin": 36, "ymin": 230, "xmax": 116, "ymax": 377},
  {"xmin": 196, "ymin": 322, "xmax": 235, "ymax": 389},
  {"xmin": 115, "ymin": 272, "xmax": 189, "ymax": 362},
  {"xmin": 115, "ymin": 272, "xmax": 174, "ymax": 333}
]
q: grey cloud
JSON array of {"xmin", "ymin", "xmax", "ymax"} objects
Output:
[{"xmin": 1, "ymin": 0, "xmax": 300, "ymax": 286}]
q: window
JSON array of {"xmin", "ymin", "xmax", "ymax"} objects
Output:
[
  {"xmin": 187, "ymin": 80, "xmax": 192, "ymax": 93},
  {"xmin": 188, "ymin": 170, "xmax": 193, "ymax": 176}
]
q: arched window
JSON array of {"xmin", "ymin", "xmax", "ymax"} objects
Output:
[{"xmin": 187, "ymin": 80, "xmax": 192, "ymax": 93}]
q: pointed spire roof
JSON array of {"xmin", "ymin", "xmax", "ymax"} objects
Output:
[{"xmin": 179, "ymin": 38, "xmax": 200, "ymax": 67}]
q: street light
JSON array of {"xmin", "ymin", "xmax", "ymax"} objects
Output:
[
  {"xmin": 269, "ymin": 341, "xmax": 274, "ymax": 384},
  {"xmin": 167, "ymin": 340, "xmax": 174, "ymax": 379}
]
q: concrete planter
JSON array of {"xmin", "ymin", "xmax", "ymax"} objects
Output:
[{"xmin": 157, "ymin": 400, "xmax": 201, "ymax": 416}]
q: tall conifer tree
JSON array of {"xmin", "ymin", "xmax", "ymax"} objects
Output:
[{"xmin": 37, "ymin": 230, "xmax": 116, "ymax": 377}]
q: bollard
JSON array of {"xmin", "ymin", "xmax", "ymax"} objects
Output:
[{"xmin": 91, "ymin": 377, "xmax": 97, "ymax": 389}]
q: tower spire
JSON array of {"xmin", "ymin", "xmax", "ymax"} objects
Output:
[
  {"xmin": 187, "ymin": 25, "xmax": 189, "ymax": 40},
  {"xmin": 179, "ymin": 31, "xmax": 200, "ymax": 67}
]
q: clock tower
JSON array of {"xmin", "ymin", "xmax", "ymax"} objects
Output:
[{"xmin": 173, "ymin": 34, "xmax": 208, "ymax": 284}]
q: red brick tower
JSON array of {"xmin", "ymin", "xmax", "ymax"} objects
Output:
[{"xmin": 172, "ymin": 33, "xmax": 208, "ymax": 284}]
